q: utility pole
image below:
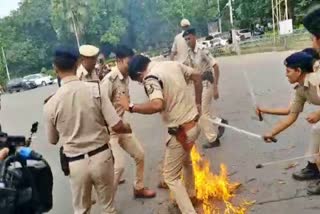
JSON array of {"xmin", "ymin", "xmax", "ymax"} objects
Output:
[
  {"xmin": 1, "ymin": 47, "xmax": 10, "ymax": 81},
  {"xmin": 228, "ymin": 0, "xmax": 234, "ymax": 27},
  {"xmin": 284, "ymin": 0, "xmax": 288, "ymax": 19},
  {"xmin": 271, "ymin": 0, "xmax": 276, "ymax": 45},
  {"xmin": 217, "ymin": 0, "xmax": 222, "ymax": 32},
  {"xmin": 71, "ymin": 11, "xmax": 80, "ymax": 48}
]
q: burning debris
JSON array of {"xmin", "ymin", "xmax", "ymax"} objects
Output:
[{"xmin": 190, "ymin": 147, "xmax": 254, "ymax": 214}]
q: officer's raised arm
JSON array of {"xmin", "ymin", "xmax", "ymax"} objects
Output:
[
  {"xmin": 118, "ymin": 78, "xmax": 164, "ymax": 114},
  {"xmin": 263, "ymin": 52, "xmax": 314, "ymax": 142}
]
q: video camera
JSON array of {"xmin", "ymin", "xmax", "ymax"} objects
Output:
[
  {"xmin": 0, "ymin": 122, "xmax": 38, "ymax": 155},
  {"xmin": 0, "ymin": 122, "xmax": 53, "ymax": 214}
]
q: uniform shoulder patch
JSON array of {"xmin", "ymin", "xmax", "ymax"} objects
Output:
[{"xmin": 144, "ymin": 84, "xmax": 155, "ymax": 96}]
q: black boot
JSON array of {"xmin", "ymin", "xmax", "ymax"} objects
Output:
[
  {"xmin": 307, "ymin": 180, "xmax": 320, "ymax": 195},
  {"xmin": 292, "ymin": 162, "xmax": 320, "ymax": 181},
  {"xmin": 217, "ymin": 119, "xmax": 228, "ymax": 139},
  {"xmin": 202, "ymin": 139, "xmax": 221, "ymax": 149}
]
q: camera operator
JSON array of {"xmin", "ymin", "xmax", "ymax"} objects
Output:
[{"xmin": 0, "ymin": 147, "xmax": 9, "ymax": 160}]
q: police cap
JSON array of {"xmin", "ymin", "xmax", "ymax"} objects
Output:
[
  {"xmin": 182, "ymin": 28, "xmax": 196, "ymax": 37},
  {"xmin": 54, "ymin": 47, "xmax": 79, "ymax": 70},
  {"xmin": 128, "ymin": 55, "xmax": 151, "ymax": 80},
  {"xmin": 303, "ymin": 7, "xmax": 320, "ymax": 37},
  {"xmin": 79, "ymin": 45, "xmax": 100, "ymax": 57},
  {"xmin": 180, "ymin": 19, "xmax": 191, "ymax": 27},
  {"xmin": 114, "ymin": 45, "xmax": 134, "ymax": 59},
  {"xmin": 284, "ymin": 52, "xmax": 314, "ymax": 73},
  {"xmin": 54, "ymin": 47, "xmax": 79, "ymax": 61},
  {"xmin": 302, "ymin": 48, "xmax": 320, "ymax": 60}
]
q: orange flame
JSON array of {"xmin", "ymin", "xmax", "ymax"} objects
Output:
[{"xmin": 191, "ymin": 147, "xmax": 254, "ymax": 214}]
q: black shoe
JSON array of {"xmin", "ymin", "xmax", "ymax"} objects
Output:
[
  {"xmin": 202, "ymin": 139, "xmax": 221, "ymax": 149},
  {"xmin": 307, "ymin": 179, "xmax": 320, "ymax": 195},
  {"xmin": 217, "ymin": 119, "xmax": 228, "ymax": 139},
  {"xmin": 292, "ymin": 162, "xmax": 320, "ymax": 181}
]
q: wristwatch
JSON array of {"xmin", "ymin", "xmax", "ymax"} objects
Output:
[{"xmin": 129, "ymin": 103, "xmax": 135, "ymax": 113}]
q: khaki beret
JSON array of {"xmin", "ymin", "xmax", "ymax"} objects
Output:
[
  {"xmin": 79, "ymin": 45, "xmax": 100, "ymax": 57},
  {"xmin": 180, "ymin": 19, "xmax": 191, "ymax": 27}
]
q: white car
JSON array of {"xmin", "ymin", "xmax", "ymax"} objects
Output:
[
  {"xmin": 211, "ymin": 38, "xmax": 228, "ymax": 47},
  {"xmin": 200, "ymin": 40, "xmax": 212, "ymax": 49},
  {"xmin": 237, "ymin": 29, "xmax": 252, "ymax": 40},
  {"xmin": 23, "ymin": 73, "xmax": 54, "ymax": 86}
]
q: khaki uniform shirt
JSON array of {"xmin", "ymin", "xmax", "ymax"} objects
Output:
[
  {"xmin": 101, "ymin": 67, "xmax": 130, "ymax": 118},
  {"xmin": 171, "ymin": 32, "xmax": 189, "ymax": 63},
  {"xmin": 143, "ymin": 61, "xmax": 198, "ymax": 127},
  {"xmin": 184, "ymin": 43, "xmax": 217, "ymax": 75},
  {"xmin": 77, "ymin": 64, "xmax": 100, "ymax": 81},
  {"xmin": 43, "ymin": 76, "xmax": 120, "ymax": 157},
  {"xmin": 291, "ymin": 72, "xmax": 320, "ymax": 113}
]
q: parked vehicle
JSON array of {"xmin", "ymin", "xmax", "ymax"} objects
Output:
[
  {"xmin": 237, "ymin": 29, "xmax": 252, "ymax": 40},
  {"xmin": 23, "ymin": 73, "xmax": 53, "ymax": 86},
  {"xmin": 6, "ymin": 78, "xmax": 37, "ymax": 93},
  {"xmin": 200, "ymin": 40, "xmax": 212, "ymax": 49},
  {"xmin": 211, "ymin": 38, "xmax": 228, "ymax": 48}
]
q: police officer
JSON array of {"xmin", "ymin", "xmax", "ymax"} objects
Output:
[
  {"xmin": 262, "ymin": 52, "xmax": 320, "ymax": 195},
  {"xmin": 256, "ymin": 48, "xmax": 320, "ymax": 119},
  {"xmin": 183, "ymin": 28, "xmax": 228, "ymax": 149},
  {"xmin": 170, "ymin": 19, "xmax": 191, "ymax": 63},
  {"xmin": 100, "ymin": 46, "xmax": 156, "ymax": 198},
  {"xmin": 118, "ymin": 55, "xmax": 202, "ymax": 214},
  {"xmin": 77, "ymin": 45, "xmax": 100, "ymax": 81},
  {"xmin": 44, "ymin": 47, "xmax": 132, "ymax": 213},
  {"xmin": 77, "ymin": 44, "xmax": 120, "ymax": 204}
]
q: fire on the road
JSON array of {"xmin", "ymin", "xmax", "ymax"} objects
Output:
[{"xmin": 191, "ymin": 147, "xmax": 254, "ymax": 214}]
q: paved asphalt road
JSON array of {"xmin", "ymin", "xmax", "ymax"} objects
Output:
[{"xmin": 1, "ymin": 51, "xmax": 320, "ymax": 214}]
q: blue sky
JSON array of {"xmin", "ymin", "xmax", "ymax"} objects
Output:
[{"xmin": 0, "ymin": 0, "xmax": 21, "ymax": 18}]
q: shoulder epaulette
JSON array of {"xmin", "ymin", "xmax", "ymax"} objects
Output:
[{"xmin": 44, "ymin": 94, "xmax": 55, "ymax": 104}]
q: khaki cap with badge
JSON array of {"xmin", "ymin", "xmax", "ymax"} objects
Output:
[
  {"xmin": 180, "ymin": 19, "xmax": 190, "ymax": 27},
  {"xmin": 79, "ymin": 45, "xmax": 100, "ymax": 57}
]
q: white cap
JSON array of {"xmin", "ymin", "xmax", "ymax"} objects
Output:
[
  {"xmin": 79, "ymin": 45, "xmax": 99, "ymax": 57},
  {"xmin": 180, "ymin": 19, "xmax": 191, "ymax": 27}
]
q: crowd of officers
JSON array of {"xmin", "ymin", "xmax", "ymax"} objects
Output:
[
  {"xmin": 42, "ymin": 14, "xmax": 231, "ymax": 213},
  {"xmin": 0, "ymin": 5, "xmax": 319, "ymax": 214}
]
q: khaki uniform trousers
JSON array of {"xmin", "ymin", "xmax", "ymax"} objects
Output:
[
  {"xmin": 69, "ymin": 148, "xmax": 116, "ymax": 214},
  {"xmin": 199, "ymin": 81, "xmax": 220, "ymax": 142},
  {"xmin": 307, "ymin": 122, "xmax": 320, "ymax": 165},
  {"xmin": 163, "ymin": 124, "xmax": 201, "ymax": 214},
  {"xmin": 109, "ymin": 132, "xmax": 145, "ymax": 195}
]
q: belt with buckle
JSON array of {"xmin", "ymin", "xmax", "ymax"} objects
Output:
[{"xmin": 68, "ymin": 144, "xmax": 109, "ymax": 162}]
